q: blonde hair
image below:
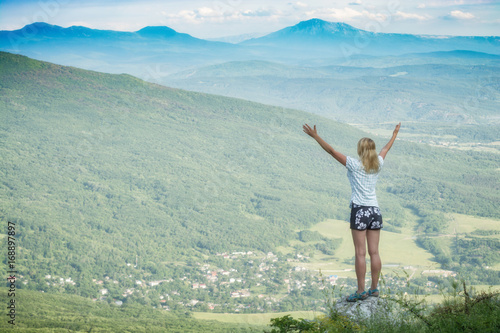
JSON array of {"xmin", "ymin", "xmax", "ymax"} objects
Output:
[{"xmin": 357, "ymin": 138, "xmax": 380, "ymax": 174}]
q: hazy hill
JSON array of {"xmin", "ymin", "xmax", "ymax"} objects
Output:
[
  {"xmin": 1, "ymin": 22, "xmax": 222, "ymax": 46},
  {"xmin": 1, "ymin": 51, "xmax": 498, "ymax": 295},
  {"xmin": 334, "ymin": 50, "xmax": 500, "ymax": 67},
  {"xmin": 0, "ymin": 22, "xmax": 243, "ymax": 76},
  {"xmin": 164, "ymin": 58, "xmax": 500, "ymax": 128}
]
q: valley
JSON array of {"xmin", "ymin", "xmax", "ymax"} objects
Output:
[{"xmin": 0, "ymin": 16, "xmax": 499, "ymax": 331}]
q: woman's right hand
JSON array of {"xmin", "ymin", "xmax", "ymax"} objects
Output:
[{"xmin": 303, "ymin": 124, "xmax": 318, "ymax": 138}]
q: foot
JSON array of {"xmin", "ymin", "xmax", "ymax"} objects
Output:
[
  {"xmin": 346, "ymin": 291, "xmax": 368, "ymax": 302},
  {"xmin": 368, "ymin": 288, "xmax": 379, "ymax": 297}
]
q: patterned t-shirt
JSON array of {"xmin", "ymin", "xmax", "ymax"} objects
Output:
[{"xmin": 346, "ymin": 155, "xmax": 384, "ymax": 208}]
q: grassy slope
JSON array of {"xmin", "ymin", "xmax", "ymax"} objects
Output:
[
  {"xmin": 0, "ymin": 50, "xmax": 498, "ymax": 286},
  {"xmin": 193, "ymin": 310, "xmax": 317, "ymax": 326},
  {"xmin": 0, "ymin": 288, "xmax": 260, "ymax": 332},
  {"xmin": 0, "ymin": 51, "xmax": 359, "ymax": 277}
]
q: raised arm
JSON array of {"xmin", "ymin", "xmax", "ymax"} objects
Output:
[
  {"xmin": 303, "ymin": 124, "xmax": 346, "ymax": 166},
  {"xmin": 379, "ymin": 122, "xmax": 401, "ymax": 160}
]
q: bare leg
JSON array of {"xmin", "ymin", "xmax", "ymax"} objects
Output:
[
  {"xmin": 351, "ymin": 229, "xmax": 367, "ymax": 293},
  {"xmin": 367, "ymin": 229, "xmax": 381, "ymax": 290}
]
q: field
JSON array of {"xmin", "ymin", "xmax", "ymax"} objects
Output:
[
  {"xmin": 350, "ymin": 123, "xmax": 500, "ymax": 154},
  {"xmin": 448, "ymin": 213, "xmax": 500, "ymax": 235},
  {"xmin": 276, "ymin": 211, "xmax": 500, "ymax": 284},
  {"xmin": 277, "ymin": 209, "xmax": 438, "ymax": 281},
  {"xmin": 193, "ymin": 311, "xmax": 318, "ymax": 326},
  {"xmin": 191, "ymin": 212, "xmax": 500, "ymax": 329}
]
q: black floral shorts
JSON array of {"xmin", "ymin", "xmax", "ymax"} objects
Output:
[{"xmin": 350, "ymin": 203, "xmax": 383, "ymax": 231}]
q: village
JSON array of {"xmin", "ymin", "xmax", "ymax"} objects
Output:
[{"xmin": 30, "ymin": 250, "xmax": 454, "ymax": 313}]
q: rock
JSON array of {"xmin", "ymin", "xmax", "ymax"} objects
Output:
[{"xmin": 333, "ymin": 296, "xmax": 393, "ymax": 321}]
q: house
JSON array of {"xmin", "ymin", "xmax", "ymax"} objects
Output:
[{"xmin": 149, "ymin": 280, "xmax": 165, "ymax": 287}]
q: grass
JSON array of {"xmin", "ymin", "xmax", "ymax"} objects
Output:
[
  {"xmin": 447, "ymin": 213, "xmax": 500, "ymax": 235},
  {"xmin": 266, "ymin": 282, "xmax": 500, "ymax": 332},
  {"xmin": 192, "ymin": 310, "xmax": 318, "ymax": 326},
  {"xmin": 471, "ymin": 285, "xmax": 500, "ymax": 293},
  {"xmin": 0, "ymin": 288, "xmax": 259, "ymax": 333}
]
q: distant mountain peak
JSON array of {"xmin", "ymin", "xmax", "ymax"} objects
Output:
[
  {"xmin": 295, "ymin": 19, "xmax": 357, "ymax": 30},
  {"xmin": 249, "ymin": 18, "xmax": 370, "ymax": 43},
  {"xmin": 288, "ymin": 18, "xmax": 363, "ymax": 36},
  {"xmin": 136, "ymin": 26, "xmax": 178, "ymax": 38},
  {"xmin": 18, "ymin": 22, "xmax": 63, "ymax": 33},
  {"xmin": 25, "ymin": 22, "xmax": 54, "ymax": 28}
]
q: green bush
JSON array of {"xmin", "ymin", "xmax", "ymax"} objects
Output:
[{"xmin": 267, "ymin": 281, "xmax": 500, "ymax": 333}]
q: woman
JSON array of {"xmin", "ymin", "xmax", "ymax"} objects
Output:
[{"xmin": 302, "ymin": 122, "xmax": 401, "ymax": 302}]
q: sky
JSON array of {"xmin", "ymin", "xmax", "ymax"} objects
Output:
[{"xmin": 0, "ymin": 0, "xmax": 499, "ymax": 38}]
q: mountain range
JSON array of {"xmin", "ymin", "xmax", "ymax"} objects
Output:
[
  {"xmin": 2, "ymin": 19, "xmax": 498, "ymax": 131},
  {"xmin": 0, "ymin": 21, "xmax": 243, "ymax": 77},
  {"xmin": 242, "ymin": 19, "xmax": 499, "ymax": 57},
  {"xmin": 1, "ymin": 19, "xmax": 498, "ymax": 76}
]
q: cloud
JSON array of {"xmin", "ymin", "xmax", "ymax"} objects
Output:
[
  {"xmin": 196, "ymin": 7, "xmax": 219, "ymax": 17},
  {"xmin": 164, "ymin": 6, "xmax": 281, "ymax": 24},
  {"xmin": 293, "ymin": 2, "xmax": 308, "ymax": 8},
  {"xmin": 395, "ymin": 11, "xmax": 431, "ymax": 21},
  {"xmin": 417, "ymin": 0, "xmax": 495, "ymax": 8},
  {"xmin": 449, "ymin": 10, "xmax": 475, "ymax": 19},
  {"xmin": 305, "ymin": 7, "xmax": 387, "ymax": 23},
  {"xmin": 349, "ymin": 0, "xmax": 362, "ymax": 5},
  {"xmin": 242, "ymin": 9, "xmax": 279, "ymax": 17}
]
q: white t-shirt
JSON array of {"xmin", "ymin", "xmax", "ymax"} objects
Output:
[{"xmin": 346, "ymin": 155, "xmax": 384, "ymax": 208}]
